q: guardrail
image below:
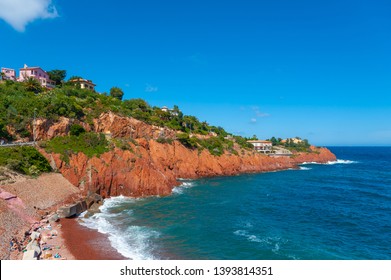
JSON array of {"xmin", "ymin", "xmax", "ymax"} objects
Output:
[{"xmin": 0, "ymin": 142, "xmax": 35, "ymax": 147}]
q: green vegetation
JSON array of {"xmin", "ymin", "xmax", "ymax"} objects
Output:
[
  {"xmin": 267, "ymin": 136, "xmax": 311, "ymax": 152},
  {"xmin": 233, "ymin": 136, "xmax": 254, "ymax": 150},
  {"xmin": 175, "ymin": 133, "xmax": 248, "ymax": 156},
  {"xmin": 198, "ymin": 137, "xmax": 225, "ymax": 156},
  {"xmin": 112, "ymin": 138, "xmax": 134, "ymax": 151},
  {"xmin": 43, "ymin": 133, "xmax": 109, "ymax": 163},
  {"xmin": 176, "ymin": 133, "xmax": 198, "ymax": 149},
  {"xmin": 0, "ymin": 146, "xmax": 52, "ymax": 176},
  {"xmin": 24, "ymin": 77, "xmax": 43, "ymax": 94},
  {"xmin": 110, "ymin": 87, "xmax": 124, "ymax": 100},
  {"xmin": 268, "ymin": 136, "xmax": 282, "ymax": 146},
  {"xmin": 284, "ymin": 138, "xmax": 311, "ymax": 152},
  {"xmin": 47, "ymin": 70, "xmax": 67, "ymax": 86},
  {"xmin": 69, "ymin": 124, "xmax": 86, "ymax": 136},
  {"xmin": 0, "ymin": 122, "xmax": 12, "ymax": 140},
  {"xmin": 0, "ymin": 80, "xmax": 258, "ymax": 157},
  {"xmin": 156, "ymin": 137, "xmax": 173, "ymax": 145}
]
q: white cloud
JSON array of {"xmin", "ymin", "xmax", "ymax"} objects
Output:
[
  {"xmin": 249, "ymin": 118, "xmax": 257, "ymax": 124},
  {"xmin": 251, "ymin": 106, "xmax": 270, "ymax": 117},
  {"xmin": 145, "ymin": 84, "xmax": 158, "ymax": 93},
  {"xmin": 0, "ymin": 0, "xmax": 58, "ymax": 32}
]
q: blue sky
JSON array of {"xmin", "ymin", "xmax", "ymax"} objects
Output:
[{"xmin": 1, "ymin": 0, "xmax": 390, "ymax": 145}]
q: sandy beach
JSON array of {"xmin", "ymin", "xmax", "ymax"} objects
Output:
[
  {"xmin": 60, "ymin": 218, "xmax": 126, "ymax": 260},
  {"xmin": 0, "ymin": 171, "xmax": 126, "ymax": 260},
  {"xmin": 6, "ymin": 208, "xmax": 126, "ymax": 260}
]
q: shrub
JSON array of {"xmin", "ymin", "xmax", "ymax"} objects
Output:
[
  {"xmin": 156, "ymin": 137, "xmax": 173, "ymax": 144},
  {"xmin": 176, "ymin": 133, "xmax": 198, "ymax": 149},
  {"xmin": 0, "ymin": 146, "xmax": 52, "ymax": 175},
  {"xmin": 45, "ymin": 133, "xmax": 109, "ymax": 160},
  {"xmin": 199, "ymin": 137, "xmax": 224, "ymax": 156},
  {"xmin": 112, "ymin": 138, "xmax": 133, "ymax": 151},
  {"xmin": 69, "ymin": 124, "xmax": 86, "ymax": 136}
]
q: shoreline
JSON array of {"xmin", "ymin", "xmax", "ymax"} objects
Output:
[
  {"xmin": 60, "ymin": 218, "xmax": 126, "ymax": 260},
  {"xmin": 60, "ymin": 158, "xmax": 340, "ymax": 261},
  {"xmin": 8, "ymin": 216, "xmax": 126, "ymax": 260},
  {"xmin": 2, "ymin": 147, "xmax": 337, "ymax": 260}
]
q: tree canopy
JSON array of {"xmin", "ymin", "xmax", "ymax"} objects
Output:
[
  {"xmin": 23, "ymin": 77, "xmax": 42, "ymax": 94},
  {"xmin": 47, "ymin": 70, "xmax": 67, "ymax": 86},
  {"xmin": 110, "ymin": 87, "xmax": 124, "ymax": 100}
]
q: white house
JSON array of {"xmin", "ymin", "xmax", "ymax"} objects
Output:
[{"xmin": 247, "ymin": 140, "xmax": 273, "ymax": 153}]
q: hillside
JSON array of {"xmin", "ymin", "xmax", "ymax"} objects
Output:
[
  {"xmin": 0, "ymin": 80, "xmax": 336, "ymax": 199},
  {"xmin": 0, "ymin": 80, "xmax": 251, "ymax": 156}
]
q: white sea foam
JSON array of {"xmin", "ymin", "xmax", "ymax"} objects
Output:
[
  {"xmin": 300, "ymin": 161, "xmax": 319, "ymax": 165},
  {"xmin": 172, "ymin": 180, "xmax": 195, "ymax": 195},
  {"xmin": 299, "ymin": 166, "xmax": 312, "ymax": 170},
  {"xmin": 300, "ymin": 159, "xmax": 358, "ymax": 165},
  {"xmin": 326, "ymin": 159, "xmax": 358, "ymax": 165},
  {"xmin": 234, "ymin": 229, "xmax": 287, "ymax": 255},
  {"xmin": 79, "ymin": 196, "xmax": 159, "ymax": 260},
  {"xmin": 234, "ymin": 230, "xmax": 264, "ymax": 243},
  {"xmin": 99, "ymin": 195, "xmax": 137, "ymax": 210},
  {"xmin": 272, "ymin": 243, "xmax": 280, "ymax": 253}
]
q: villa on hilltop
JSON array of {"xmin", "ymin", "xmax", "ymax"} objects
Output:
[
  {"xmin": 68, "ymin": 78, "xmax": 96, "ymax": 91},
  {"xmin": 18, "ymin": 65, "xmax": 56, "ymax": 89},
  {"xmin": 161, "ymin": 106, "xmax": 179, "ymax": 116},
  {"xmin": 1, "ymin": 64, "xmax": 55, "ymax": 89},
  {"xmin": 247, "ymin": 140, "xmax": 273, "ymax": 153},
  {"xmin": 1, "ymin": 64, "xmax": 96, "ymax": 91},
  {"xmin": 281, "ymin": 137, "xmax": 304, "ymax": 144},
  {"xmin": 0, "ymin": 67, "xmax": 16, "ymax": 81}
]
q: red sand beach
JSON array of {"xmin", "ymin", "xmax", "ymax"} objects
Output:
[{"xmin": 60, "ymin": 218, "xmax": 127, "ymax": 260}]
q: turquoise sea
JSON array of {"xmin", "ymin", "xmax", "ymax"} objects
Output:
[{"xmin": 79, "ymin": 147, "xmax": 391, "ymax": 260}]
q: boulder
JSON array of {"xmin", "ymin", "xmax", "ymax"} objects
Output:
[
  {"xmin": 26, "ymin": 240, "xmax": 41, "ymax": 256},
  {"xmin": 48, "ymin": 213, "xmax": 60, "ymax": 223},
  {"xmin": 22, "ymin": 250, "xmax": 38, "ymax": 260},
  {"xmin": 57, "ymin": 201, "xmax": 88, "ymax": 218},
  {"xmin": 30, "ymin": 231, "xmax": 41, "ymax": 241}
]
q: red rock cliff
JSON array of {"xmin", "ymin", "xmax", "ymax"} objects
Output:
[
  {"xmin": 35, "ymin": 112, "xmax": 336, "ymax": 198},
  {"xmin": 41, "ymin": 141, "xmax": 336, "ymax": 198},
  {"xmin": 33, "ymin": 112, "xmax": 176, "ymax": 141}
]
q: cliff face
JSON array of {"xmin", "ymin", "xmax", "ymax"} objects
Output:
[
  {"xmin": 34, "ymin": 112, "xmax": 176, "ymax": 141},
  {"xmin": 41, "ymin": 141, "xmax": 336, "ymax": 198},
  {"xmin": 34, "ymin": 112, "xmax": 336, "ymax": 198}
]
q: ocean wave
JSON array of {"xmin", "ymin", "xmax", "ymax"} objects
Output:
[
  {"xmin": 301, "ymin": 159, "xmax": 358, "ymax": 165},
  {"xmin": 299, "ymin": 166, "xmax": 312, "ymax": 170},
  {"xmin": 79, "ymin": 196, "xmax": 159, "ymax": 260},
  {"xmin": 300, "ymin": 161, "xmax": 320, "ymax": 165},
  {"xmin": 172, "ymin": 180, "xmax": 196, "ymax": 195},
  {"xmin": 99, "ymin": 195, "xmax": 138, "ymax": 210},
  {"xmin": 326, "ymin": 159, "xmax": 358, "ymax": 165}
]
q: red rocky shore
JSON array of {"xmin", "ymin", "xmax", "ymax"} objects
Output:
[
  {"xmin": 29, "ymin": 112, "xmax": 336, "ymax": 198},
  {"xmin": 41, "ymin": 140, "xmax": 336, "ymax": 199}
]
